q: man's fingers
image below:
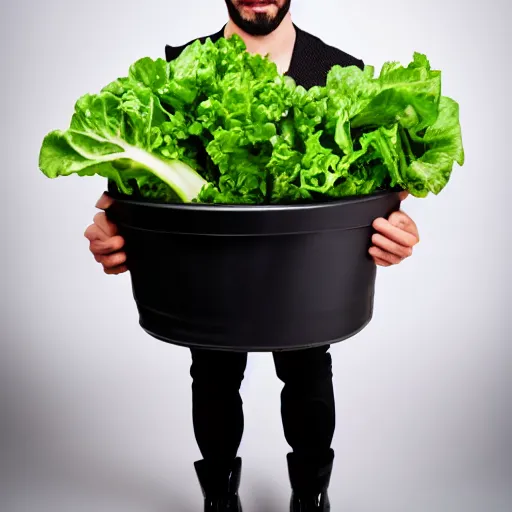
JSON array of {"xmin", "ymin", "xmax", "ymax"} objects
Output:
[
  {"xmin": 93, "ymin": 211, "xmax": 119, "ymax": 237},
  {"xmin": 95, "ymin": 251, "xmax": 127, "ymax": 268},
  {"xmin": 388, "ymin": 211, "xmax": 419, "ymax": 237},
  {"xmin": 104, "ymin": 265, "xmax": 129, "ymax": 275},
  {"xmin": 84, "ymin": 214, "xmax": 118, "ymax": 243},
  {"xmin": 369, "ymin": 246, "xmax": 403, "ymax": 265},
  {"xmin": 84, "ymin": 223, "xmax": 109, "ymax": 243},
  {"xmin": 372, "ymin": 216, "xmax": 419, "ymax": 247},
  {"xmin": 373, "ymin": 256, "xmax": 392, "ymax": 267},
  {"xmin": 89, "ymin": 236, "xmax": 125, "ymax": 256},
  {"xmin": 96, "ymin": 193, "xmax": 114, "ymax": 210},
  {"xmin": 85, "ymin": 196, "xmax": 127, "ymax": 276},
  {"xmin": 372, "ymin": 233, "xmax": 413, "ymax": 259}
]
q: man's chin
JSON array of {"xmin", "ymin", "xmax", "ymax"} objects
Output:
[
  {"xmin": 240, "ymin": 22, "xmax": 279, "ymax": 36},
  {"xmin": 232, "ymin": 15, "xmax": 286, "ymax": 36},
  {"xmin": 225, "ymin": 0, "xmax": 291, "ymax": 36}
]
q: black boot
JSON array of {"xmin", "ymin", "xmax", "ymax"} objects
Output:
[
  {"xmin": 287, "ymin": 450, "xmax": 334, "ymax": 512},
  {"xmin": 194, "ymin": 457, "xmax": 243, "ymax": 512}
]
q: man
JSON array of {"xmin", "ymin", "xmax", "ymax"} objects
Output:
[{"xmin": 84, "ymin": 1, "xmax": 420, "ymax": 510}]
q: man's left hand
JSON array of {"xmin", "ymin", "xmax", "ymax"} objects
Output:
[{"xmin": 369, "ymin": 191, "xmax": 420, "ymax": 267}]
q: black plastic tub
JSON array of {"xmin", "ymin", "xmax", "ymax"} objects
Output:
[{"xmin": 106, "ymin": 190, "xmax": 401, "ymax": 352}]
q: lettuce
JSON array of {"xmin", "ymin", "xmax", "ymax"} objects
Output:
[
  {"xmin": 39, "ymin": 81, "xmax": 207, "ymax": 202},
  {"xmin": 39, "ymin": 36, "xmax": 464, "ymax": 204},
  {"xmin": 267, "ymin": 52, "xmax": 464, "ymax": 201}
]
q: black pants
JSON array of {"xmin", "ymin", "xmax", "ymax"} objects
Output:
[{"xmin": 190, "ymin": 345, "xmax": 335, "ymax": 466}]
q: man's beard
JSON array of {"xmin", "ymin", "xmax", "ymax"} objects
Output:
[{"xmin": 224, "ymin": 0, "xmax": 292, "ymax": 36}]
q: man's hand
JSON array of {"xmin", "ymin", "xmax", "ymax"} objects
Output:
[
  {"xmin": 369, "ymin": 191, "xmax": 420, "ymax": 267},
  {"xmin": 84, "ymin": 193, "xmax": 128, "ymax": 275}
]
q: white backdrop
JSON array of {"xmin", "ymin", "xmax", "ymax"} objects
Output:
[{"xmin": 1, "ymin": 1, "xmax": 511, "ymax": 511}]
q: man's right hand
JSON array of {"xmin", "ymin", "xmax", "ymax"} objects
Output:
[{"xmin": 84, "ymin": 193, "xmax": 128, "ymax": 275}]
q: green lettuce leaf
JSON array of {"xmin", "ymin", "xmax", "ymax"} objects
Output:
[
  {"xmin": 39, "ymin": 83, "xmax": 207, "ymax": 202},
  {"xmin": 404, "ymin": 96, "xmax": 465, "ymax": 196}
]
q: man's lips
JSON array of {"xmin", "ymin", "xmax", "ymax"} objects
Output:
[
  {"xmin": 240, "ymin": 0, "xmax": 276, "ymax": 12},
  {"xmin": 241, "ymin": 0, "xmax": 276, "ymax": 4}
]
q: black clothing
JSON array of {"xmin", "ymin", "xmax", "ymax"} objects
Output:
[
  {"xmin": 165, "ymin": 25, "xmax": 365, "ymax": 471},
  {"xmin": 190, "ymin": 345, "xmax": 335, "ymax": 466},
  {"xmin": 165, "ymin": 24, "xmax": 364, "ymax": 88}
]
